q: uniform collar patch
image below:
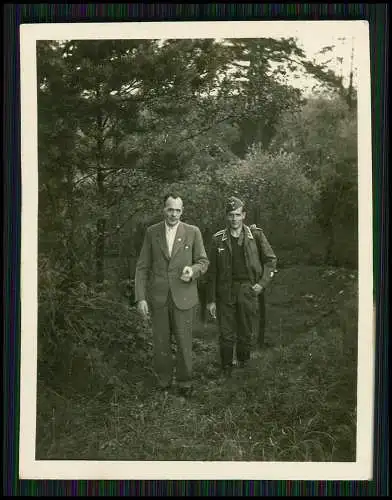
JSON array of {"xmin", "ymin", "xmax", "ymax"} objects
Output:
[{"xmin": 220, "ymin": 225, "xmax": 253, "ymax": 241}]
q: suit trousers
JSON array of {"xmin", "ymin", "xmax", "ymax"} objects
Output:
[
  {"xmin": 217, "ymin": 281, "xmax": 259, "ymax": 367},
  {"xmin": 151, "ymin": 291, "xmax": 193, "ymax": 389}
]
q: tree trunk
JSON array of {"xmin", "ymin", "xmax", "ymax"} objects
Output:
[
  {"xmin": 347, "ymin": 37, "xmax": 355, "ymax": 111},
  {"xmin": 324, "ymin": 223, "xmax": 335, "ymax": 265},
  {"xmin": 95, "ymin": 110, "xmax": 106, "ymax": 284},
  {"xmin": 65, "ymin": 160, "xmax": 75, "ymax": 284},
  {"xmin": 96, "ymin": 216, "xmax": 105, "ymax": 284}
]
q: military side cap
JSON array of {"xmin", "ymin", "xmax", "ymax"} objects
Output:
[{"xmin": 226, "ymin": 196, "xmax": 244, "ymax": 213}]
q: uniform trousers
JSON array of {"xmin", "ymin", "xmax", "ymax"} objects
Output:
[
  {"xmin": 258, "ymin": 291, "xmax": 266, "ymax": 345},
  {"xmin": 151, "ymin": 291, "xmax": 193, "ymax": 389},
  {"xmin": 217, "ymin": 281, "xmax": 259, "ymax": 368}
]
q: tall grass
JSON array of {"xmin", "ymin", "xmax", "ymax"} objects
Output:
[{"xmin": 36, "ymin": 265, "xmax": 358, "ymax": 462}]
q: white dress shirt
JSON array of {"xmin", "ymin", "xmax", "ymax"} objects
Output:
[{"xmin": 165, "ymin": 222, "xmax": 179, "ymax": 257}]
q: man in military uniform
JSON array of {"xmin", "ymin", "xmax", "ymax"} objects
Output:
[{"xmin": 206, "ymin": 196, "xmax": 277, "ymax": 376}]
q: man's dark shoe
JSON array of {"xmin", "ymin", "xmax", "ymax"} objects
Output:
[
  {"xmin": 222, "ymin": 364, "xmax": 233, "ymax": 378},
  {"xmin": 178, "ymin": 386, "xmax": 194, "ymax": 398},
  {"xmin": 258, "ymin": 340, "xmax": 274, "ymax": 350},
  {"xmin": 157, "ymin": 383, "xmax": 172, "ymax": 392}
]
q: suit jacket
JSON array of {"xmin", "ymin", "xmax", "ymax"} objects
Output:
[
  {"xmin": 207, "ymin": 224, "xmax": 277, "ymax": 303},
  {"xmin": 135, "ymin": 221, "xmax": 209, "ymax": 311}
]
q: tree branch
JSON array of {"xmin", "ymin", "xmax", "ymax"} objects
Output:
[{"xmin": 73, "ymin": 172, "xmax": 96, "ymax": 187}]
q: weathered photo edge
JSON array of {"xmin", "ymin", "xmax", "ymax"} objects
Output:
[{"xmin": 18, "ymin": 19, "xmax": 375, "ymax": 481}]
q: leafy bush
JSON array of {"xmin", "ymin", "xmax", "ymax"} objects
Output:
[
  {"xmin": 226, "ymin": 147, "xmax": 319, "ymax": 228},
  {"xmin": 38, "ymin": 257, "xmax": 151, "ymax": 392}
]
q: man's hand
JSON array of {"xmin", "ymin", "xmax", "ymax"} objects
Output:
[
  {"xmin": 251, "ymin": 283, "xmax": 263, "ymax": 296},
  {"xmin": 137, "ymin": 299, "xmax": 149, "ymax": 319},
  {"xmin": 180, "ymin": 266, "xmax": 193, "ymax": 282},
  {"xmin": 207, "ymin": 302, "xmax": 217, "ymax": 319}
]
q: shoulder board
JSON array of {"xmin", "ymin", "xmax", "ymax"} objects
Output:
[
  {"xmin": 213, "ymin": 229, "xmax": 225, "ymax": 237},
  {"xmin": 250, "ymin": 226, "xmax": 263, "ymax": 232}
]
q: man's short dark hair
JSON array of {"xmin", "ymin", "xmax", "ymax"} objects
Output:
[{"xmin": 164, "ymin": 193, "xmax": 183, "ymax": 206}]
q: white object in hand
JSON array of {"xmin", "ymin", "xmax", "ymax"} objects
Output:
[
  {"xmin": 252, "ymin": 283, "xmax": 263, "ymax": 295},
  {"xmin": 181, "ymin": 266, "xmax": 193, "ymax": 282},
  {"xmin": 137, "ymin": 300, "xmax": 149, "ymax": 318},
  {"xmin": 207, "ymin": 302, "xmax": 217, "ymax": 319}
]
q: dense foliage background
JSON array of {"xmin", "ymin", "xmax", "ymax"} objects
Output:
[{"xmin": 36, "ymin": 37, "xmax": 358, "ymax": 461}]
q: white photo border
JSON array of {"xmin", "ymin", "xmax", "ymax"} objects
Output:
[{"xmin": 19, "ymin": 20, "xmax": 374, "ymax": 480}]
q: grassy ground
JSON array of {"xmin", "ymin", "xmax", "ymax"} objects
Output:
[{"xmin": 36, "ymin": 264, "xmax": 358, "ymax": 461}]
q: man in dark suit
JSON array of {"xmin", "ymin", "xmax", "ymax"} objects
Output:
[
  {"xmin": 135, "ymin": 193, "xmax": 209, "ymax": 397},
  {"xmin": 206, "ymin": 196, "xmax": 277, "ymax": 377}
]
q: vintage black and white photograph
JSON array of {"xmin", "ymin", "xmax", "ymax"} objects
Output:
[{"xmin": 19, "ymin": 21, "xmax": 374, "ymax": 480}]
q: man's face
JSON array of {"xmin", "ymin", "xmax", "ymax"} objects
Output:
[
  {"xmin": 164, "ymin": 197, "xmax": 183, "ymax": 226},
  {"xmin": 227, "ymin": 207, "xmax": 246, "ymax": 230}
]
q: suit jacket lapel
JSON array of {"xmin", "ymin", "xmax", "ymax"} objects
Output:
[
  {"xmin": 157, "ymin": 221, "xmax": 170, "ymax": 260},
  {"xmin": 170, "ymin": 222, "xmax": 185, "ymax": 260}
]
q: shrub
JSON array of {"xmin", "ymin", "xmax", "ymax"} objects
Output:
[{"xmin": 37, "ymin": 257, "xmax": 151, "ymax": 393}]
